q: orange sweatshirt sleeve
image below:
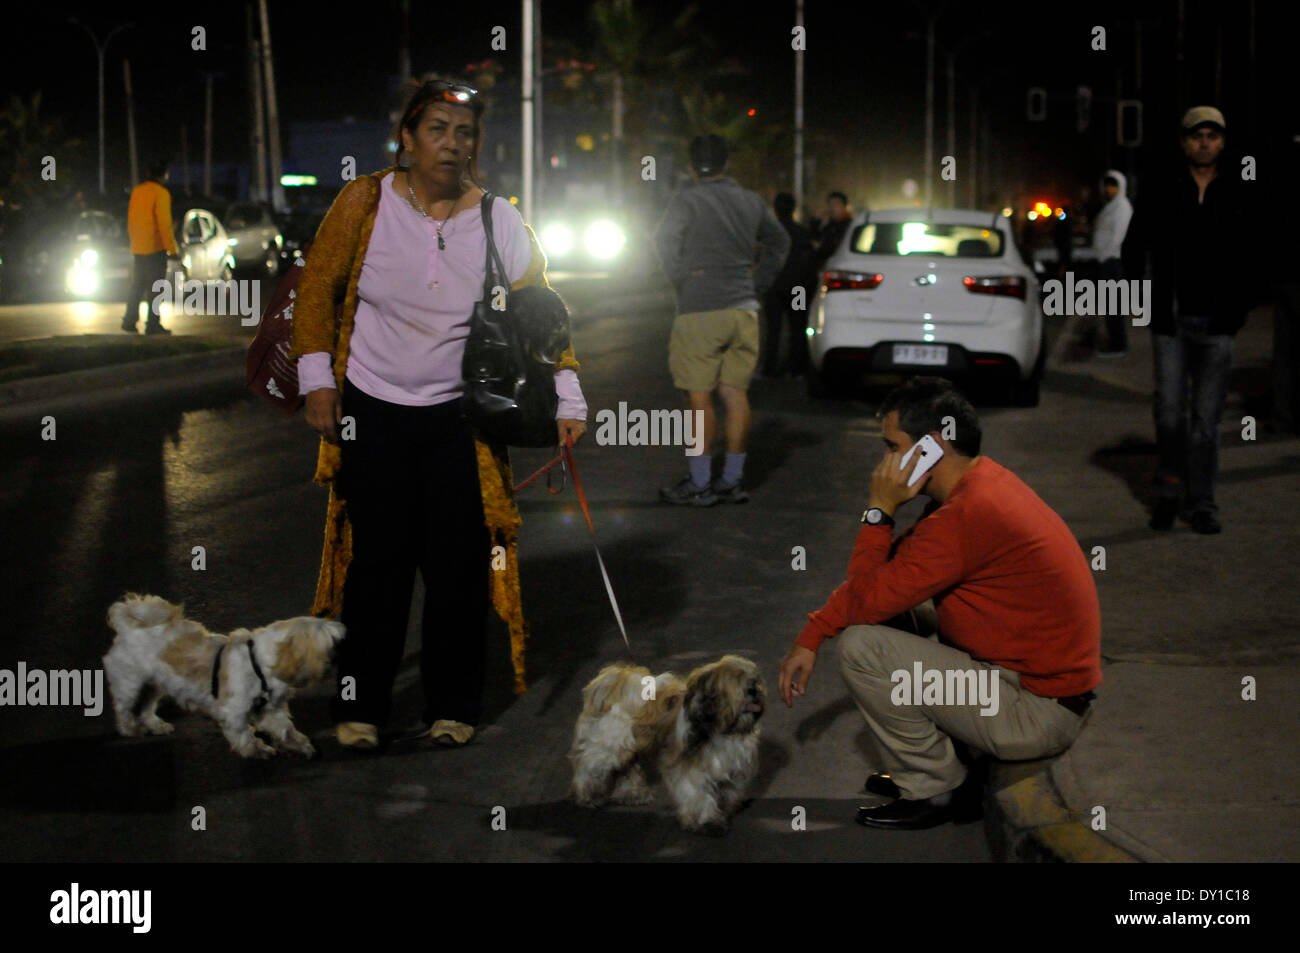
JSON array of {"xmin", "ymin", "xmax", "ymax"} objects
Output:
[
  {"xmin": 289, "ymin": 177, "xmax": 374, "ymax": 360},
  {"xmin": 796, "ymin": 507, "xmax": 968, "ymax": 652},
  {"xmin": 154, "ymin": 187, "xmax": 179, "ymax": 256}
]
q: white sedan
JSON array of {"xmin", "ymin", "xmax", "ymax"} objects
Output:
[{"xmin": 807, "ymin": 208, "xmax": 1044, "ymax": 405}]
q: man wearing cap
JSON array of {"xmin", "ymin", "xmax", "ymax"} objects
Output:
[
  {"xmin": 1124, "ymin": 106, "xmax": 1252, "ymax": 534},
  {"xmin": 653, "ymin": 134, "xmax": 791, "ymax": 505}
]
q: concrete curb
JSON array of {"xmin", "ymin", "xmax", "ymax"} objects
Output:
[
  {"xmin": 984, "ymin": 757, "xmax": 1140, "ymax": 863},
  {"xmin": 0, "ymin": 346, "xmax": 247, "ymax": 408}
]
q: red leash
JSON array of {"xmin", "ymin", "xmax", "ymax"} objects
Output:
[{"xmin": 513, "ymin": 440, "xmax": 630, "ymax": 650}]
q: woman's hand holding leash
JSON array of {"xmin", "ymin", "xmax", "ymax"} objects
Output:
[{"xmin": 558, "ymin": 418, "xmax": 586, "ymax": 447}]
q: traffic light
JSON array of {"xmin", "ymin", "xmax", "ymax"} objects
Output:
[{"xmin": 1027, "ymin": 87, "xmax": 1047, "ymax": 121}]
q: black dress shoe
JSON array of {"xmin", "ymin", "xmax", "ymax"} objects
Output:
[
  {"xmin": 863, "ymin": 773, "xmax": 902, "ymax": 799},
  {"xmin": 1149, "ymin": 497, "xmax": 1179, "ymax": 530},
  {"xmin": 856, "ymin": 795, "xmax": 955, "ymax": 830},
  {"xmin": 1189, "ymin": 511, "xmax": 1222, "ymax": 534}
]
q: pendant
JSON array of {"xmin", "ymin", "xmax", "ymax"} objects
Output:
[{"xmin": 438, "ymin": 235, "xmax": 446, "ymax": 250}]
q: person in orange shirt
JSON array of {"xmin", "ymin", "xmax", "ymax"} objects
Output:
[
  {"xmin": 778, "ymin": 377, "xmax": 1101, "ymax": 830},
  {"xmin": 123, "ymin": 160, "xmax": 181, "ymax": 334}
]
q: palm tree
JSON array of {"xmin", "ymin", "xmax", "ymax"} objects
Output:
[{"xmin": 0, "ymin": 92, "xmax": 86, "ymax": 215}]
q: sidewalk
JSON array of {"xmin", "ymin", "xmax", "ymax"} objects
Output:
[{"xmin": 985, "ymin": 305, "xmax": 1300, "ymax": 862}]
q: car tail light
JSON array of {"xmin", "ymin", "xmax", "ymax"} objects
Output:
[
  {"xmin": 962, "ymin": 275, "xmax": 1026, "ymax": 299},
  {"xmin": 823, "ymin": 270, "xmax": 883, "ymax": 291}
]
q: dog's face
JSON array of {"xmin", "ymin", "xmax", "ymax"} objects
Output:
[
  {"xmin": 261, "ymin": 617, "xmax": 345, "ymax": 687},
  {"xmin": 683, "ymin": 655, "xmax": 766, "ymax": 743}
]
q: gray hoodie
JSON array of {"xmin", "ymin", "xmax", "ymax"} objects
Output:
[
  {"xmin": 654, "ymin": 175, "xmax": 791, "ymax": 314},
  {"xmin": 1091, "ymin": 169, "xmax": 1133, "ymax": 262}
]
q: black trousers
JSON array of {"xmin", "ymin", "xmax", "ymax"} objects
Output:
[
  {"xmin": 123, "ymin": 251, "xmax": 168, "ymax": 328},
  {"xmin": 333, "ymin": 378, "xmax": 491, "ymax": 728}
]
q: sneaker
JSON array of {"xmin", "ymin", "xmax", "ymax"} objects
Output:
[
  {"xmin": 659, "ymin": 477, "xmax": 717, "ymax": 507},
  {"xmin": 1189, "ymin": 511, "xmax": 1222, "ymax": 535},
  {"xmin": 1149, "ymin": 497, "xmax": 1180, "ymax": 531},
  {"xmin": 429, "ymin": 719, "xmax": 475, "ymax": 746},
  {"xmin": 143, "ymin": 324, "xmax": 172, "ymax": 335},
  {"xmin": 711, "ymin": 478, "xmax": 749, "ymax": 503},
  {"xmin": 335, "ymin": 721, "xmax": 379, "ymax": 749},
  {"xmin": 121, "ymin": 321, "xmax": 138, "ymax": 334}
]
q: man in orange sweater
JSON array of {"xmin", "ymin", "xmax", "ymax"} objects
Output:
[
  {"xmin": 779, "ymin": 377, "xmax": 1101, "ymax": 829},
  {"xmin": 123, "ymin": 160, "xmax": 180, "ymax": 334}
]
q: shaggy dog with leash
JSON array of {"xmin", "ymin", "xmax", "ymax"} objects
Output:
[
  {"xmin": 569, "ymin": 655, "xmax": 766, "ymax": 834},
  {"xmin": 103, "ymin": 593, "xmax": 343, "ymax": 759}
]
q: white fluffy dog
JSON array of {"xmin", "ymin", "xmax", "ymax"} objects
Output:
[
  {"xmin": 568, "ymin": 655, "xmax": 766, "ymax": 835},
  {"xmin": 103, "ymin": 593, "xmax": 344, "ymax": 759}
]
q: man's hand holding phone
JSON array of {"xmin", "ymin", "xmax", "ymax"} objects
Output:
[{"xmin": 870, "ymin": 434, "xmax": 941, "ymax": 514}]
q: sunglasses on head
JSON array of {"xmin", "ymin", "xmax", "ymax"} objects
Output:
[{"xmin": 422, "ymin": 81, "xmax": 478, "ymax": 105}]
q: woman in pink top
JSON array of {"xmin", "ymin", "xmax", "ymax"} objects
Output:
[{"xmin": 299, "ymin": 78, "xmax": 587, "ymax": 749}]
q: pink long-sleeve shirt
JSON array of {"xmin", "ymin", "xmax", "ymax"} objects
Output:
[{"xmin": 298, "ymin": 171, "xmax": 586, "ymax": 417}]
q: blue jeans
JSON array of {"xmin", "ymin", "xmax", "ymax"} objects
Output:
[{"xmin": 1152, "ymin": 315, "xmax": 1233, "ymax": 515}]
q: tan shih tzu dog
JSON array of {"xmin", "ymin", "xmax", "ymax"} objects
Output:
[
  {"xmin": 569, "ymin": 655, "xmax": 766, "ymax": 835},
  {"xmin": 103, "ymin": 593, "xmax": 344, "ymax": 759}
]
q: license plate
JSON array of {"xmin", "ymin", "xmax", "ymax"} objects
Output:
[{"xmin": 893, "ymin": 344, "xmax": 948, "ymax": 366}]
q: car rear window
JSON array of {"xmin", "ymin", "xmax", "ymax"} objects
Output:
[
  {"xmin": 226, "ymin": 204, "xmax": 258, "ymax": 228},
  {"xmin": 852, "ymin": 221, "xmax": 1004, "ymax": 257}
]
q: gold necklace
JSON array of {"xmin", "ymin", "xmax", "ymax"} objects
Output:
[{"xmin": 405, "ymin": 174, "xmax": 465, "ymax": 250}]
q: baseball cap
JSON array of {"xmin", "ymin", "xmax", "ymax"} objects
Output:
[
  {"xmin": 1181, "ymin": 105, "xmax": 1225, "ymax": 133},
  {"xmin": 689, "ymin": 134, "xmax": 728, "ymax": 176}
]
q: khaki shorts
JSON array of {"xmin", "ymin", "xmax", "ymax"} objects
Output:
[{"xmin": 668, "ymin": 309, "xmax": 760, "ymax": 392}]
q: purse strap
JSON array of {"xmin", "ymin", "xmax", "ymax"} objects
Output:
[{"xmin": 479, "ymin": 191, "xmax": 510, "ymax": 304}]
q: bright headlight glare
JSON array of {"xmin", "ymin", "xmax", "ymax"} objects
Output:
[
  {"xmin": 68, "ymin": 266, "xmax": 99, "ymax": 296},
  {"xmin": 80, "ymin": 248, "xmax": 99, "ymax": 267},
  {"xmin": 584, "ymin": 220, "xmax": 625, "ymax": 259},
  {"xmin": 541, "ymin": 223, "xmax": 574, "ymax": 256}
]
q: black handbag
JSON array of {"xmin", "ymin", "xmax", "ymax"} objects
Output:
[{"xmin": 461, "ymin": 191, "xmax": 571, "ymax": 448}]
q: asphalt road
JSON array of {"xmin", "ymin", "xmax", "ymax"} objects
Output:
[{"xmin": 0, "ymin": 276, "xmax": 1292, "ymax": 861}]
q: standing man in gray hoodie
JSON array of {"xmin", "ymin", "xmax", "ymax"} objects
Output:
[
  {"xmin": 653, "ymin": 134, "xmax": 791, "ymax": 505},
  {"xmin": 1090, "ymin": 170, "xmax": 1134, "ymax": 357}
]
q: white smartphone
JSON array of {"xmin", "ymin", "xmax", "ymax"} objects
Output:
[{"xmin": 898, "ymin": 434, "xmax": 944, "ymax": 487}]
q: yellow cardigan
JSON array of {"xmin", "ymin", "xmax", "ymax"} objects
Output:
[{"xmin": 289, "ymin": 166, "xmax": 580, "ymax": 693}]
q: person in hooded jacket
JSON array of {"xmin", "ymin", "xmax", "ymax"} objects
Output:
[{"xmin": 1090, "ymin": 170, "xmax": 1134, "ymax": 357}]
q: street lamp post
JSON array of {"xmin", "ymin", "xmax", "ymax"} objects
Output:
[{"xmin": 69, "ymin": 19, "xmax": 131, "ymax": 196}]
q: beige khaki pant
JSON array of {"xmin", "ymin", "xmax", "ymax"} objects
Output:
[{"xmin": 836, "ymin": 603, "xmax": 1090, "ymax": 800}]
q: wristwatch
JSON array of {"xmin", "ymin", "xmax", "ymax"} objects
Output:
[{"xmin": 861, "ymin": 507, "xmax": 895, "ymax": 526}]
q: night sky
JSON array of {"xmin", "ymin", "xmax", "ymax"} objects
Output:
[{"xmin": 4, "ymin": 1, "xmax": 1294, "ymax": 209}]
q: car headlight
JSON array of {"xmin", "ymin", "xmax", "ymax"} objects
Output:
[
  {"xmin": 540, "ymin": 223, "xmax": 575, "ymax": 257},
  {"xmin": 67, "ymin": 264, "xmax": 99, "ymax": 296},
  {"xmin": 584, "ymin": 220, "xmax": 625, "ymax": 260},
  {"xmin": 80, "ymin": 248, "xmax": 99, "ymax": 267}
]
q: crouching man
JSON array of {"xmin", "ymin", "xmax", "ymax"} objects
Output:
[{"xmin": 778, "ymin": 377, "xmax": 1101, "ymax": 829}]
